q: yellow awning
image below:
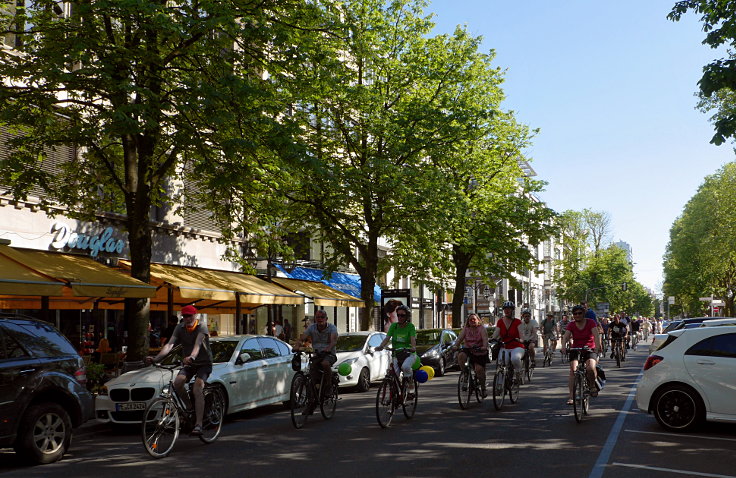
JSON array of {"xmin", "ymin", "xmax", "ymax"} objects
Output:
[
  {"xmin": 271, "ymin": 277, "xmax": 365, "ymax": 307},
  {"xmin": 0, "ymin": 246, "xmax": 157, "ymax": 299},
  {"xmin": 0, "ymin": 252, "xmax": 65, "ymax": 296},
  {"xmin": 120, "ymin": 261, "xmax": 304, "ymax": 307}
]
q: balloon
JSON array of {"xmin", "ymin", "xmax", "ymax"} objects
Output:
[
  {"xmin": 338, "ymin": 362, "xmax": 352, "ymax": 376},
  {"xmin": 415, "ymin": 369, "xmax": 429, "ymax": 383},
  {"xmin": 412, "ymin": 355, "xmax": 422, "ymax": 370},
  {"xmin": 420, "ymin": 365, "xmax": 435, "ymax": 381}
]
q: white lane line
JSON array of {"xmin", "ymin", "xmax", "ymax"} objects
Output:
[
  {"xmin": 612, "ymin": 463, "xmax": 736, "ymax": 478},
  {"xmin": 587, "ymin": 370, "xmax": 642, "ymax": 478},
  {"xmin": 625, "ymin": 429, "xmax": 736, "ymax": 443}
]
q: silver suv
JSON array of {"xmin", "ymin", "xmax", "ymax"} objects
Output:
[{"xmin": 0, "ymin": 315, "xmax": 94, "ymax": 464}]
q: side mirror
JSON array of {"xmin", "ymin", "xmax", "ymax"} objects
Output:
[
  {"xmin": 367, "ymin": 346, "xmax": 375, "ymax": 354},
  {"xmin": 237, "ymin": 352, "xmax": 251, "ymax": 364}
]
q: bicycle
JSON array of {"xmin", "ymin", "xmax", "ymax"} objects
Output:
[
  {"xmin": 568, "ymin": 347, "xmax": 596, "ymax": 423},
  {"xmin": 376, "ymin": 347, "xmax": 418, "ymax": 428},
  {"xmin": 631, "ymin": 331, "xmax": 639, "ymax": 351},
  {"xmin": 491, "ymin": 347, "xmax": 520, "ymax": 410},
  {"xmin": 457, "ymin": 346, "xmax": 485, "ymax": 409},
  {"xmin": 289, "ymin": 350, "xmax": 339, "ymax": 429},
  {"xmin": 521, "ymin": 342, "xmax": 535, "ymax": 383},
  {"xmin": 600, "ymin": 337, "xmax": 609, "ymax": 357},
  {"xmin": 141, "ymin": 362, "xmax": 226, "ymax": 458},
  {"xmin": 541, "ymin": 339, "xmax": 555, "ymax": 367},
  {"xmin": 610, "ymin": 337, "xmax": 625, "ymax": 367}
]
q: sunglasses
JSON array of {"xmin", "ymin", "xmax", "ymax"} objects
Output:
[
  {"xmin": 573, "ymin": 312, "xmax": 584, "ymax": 316},
  {"xmin": 396, "ymin": 313, "xmax": 407, "ymax": 318}
]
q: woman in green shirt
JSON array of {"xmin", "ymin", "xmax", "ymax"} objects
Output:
[{"xmin": 376, "ymin": 305, "xmax": 417, "ymax": 381}]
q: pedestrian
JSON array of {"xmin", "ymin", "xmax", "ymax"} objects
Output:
[
  {"xmin": 160, "ymin": 315, "xmax": 179, "ymax": 347},
  {"xmin": 274, "ymin": 319, "xmax": 284, "ymax": 340},
  {"xmin": 283, "ymin": 319, "xmax": 292, "ymax": 341}
]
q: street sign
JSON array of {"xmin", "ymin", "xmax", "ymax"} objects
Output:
[
  {"xmin": 668, "ymin": 296, "xmax": 675, "ymax": 305},
  {"xmin": 699, "ymin": 297, "xmax": 712, "ymax": 302},
  {"xmin": 712, "ymin": 300, "xmax": 724, "ymax": 306}
]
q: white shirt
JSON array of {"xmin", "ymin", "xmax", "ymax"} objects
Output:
[{"xmin": 519, "ymin": 319, "xmax": 539, "ymax": 341}]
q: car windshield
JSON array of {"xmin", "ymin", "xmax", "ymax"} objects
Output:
[
  {"xmin": 415, "ymin": 331, "xmax": 440, "ymax": 346},
  {"xmin": 211, "ymin": 340, "xmax": 238, "ymax": 363},
  {"xmin": 336, "ymin": 335, "xmax": 367, "ymax": 352},
  {"xmin": 663, "ymin": 321, "xmax": 682, "ymax": 333}
]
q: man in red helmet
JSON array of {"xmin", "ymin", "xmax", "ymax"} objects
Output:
[{"xmin": 147, "ymin": 305, "xmax": 212, "ymax": 436}]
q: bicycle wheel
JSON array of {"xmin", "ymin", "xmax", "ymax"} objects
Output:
[
  {"xmin": 290, "ymin": 373, "xmax": 309, "ymax": 429},
  {"xmin": 320, "ymin": 374, "xmax": 338, "ymax": 420},
  {"xmin": 615, "ymin": 347, "xmax": 621, "ymax": 368},
  {"xmin": 508, "ymin": 369, "xmax": 520, "ymax": 404},
  {"xmin": 475, "ymin": 371, "xmax": 483, "ymax": 403},
  {"xmin": 402, "ymin": 378, "xmax": 418, "ymax": 419},
  {"xmin": 526, "ymin": 358, "xmax": 535, "ymax": 383},
  {"xmin": 142, "ymin": 397, "xmax": 179, "ymax": 458},
  {"xmin": 376, "ymin": 378, "xmax": 395, "ymax": 428},
  {"xmin": 492, "ymin": 368, "xmax": 505, "ymax": 410},
  {"xmin": 573, "ymin": 374, "xmax": 585, "ymax": 423},
  {"xmin": 457, "ymin": 370, "xmax": 472, "ymax": 410},
  {"xmin": 200, "ymin": 387, "xmax": 225, "ymax": 444}
]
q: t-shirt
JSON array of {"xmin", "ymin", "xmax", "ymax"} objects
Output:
[
  {"xmin": 386, "ymin": 322, "xmax": 416, "ymax": 352},
  {"xmin": 305, "ymin": 323, "xmax": 338, "ymax": 354},
  {"xmin": 541, "ymin": 318, "xmax": 557, "ymax": 335},
  {"xmin": 170, "ymin": 321, "xmax": 213, "ymax": 366},
  {"xmin": 585, "ymin": 308, "xmax": 599, "ymax": 325},
  {"xmin": 609, "ymin": 322, "xmax": 628, "ymax": 338},
  {"xmin": 519, "ymin": 319, "xmax": 539, "ymax": 341},
  {"xmin": 462, "ymin": 325, "xmax": 487, "ymax": 354},
  {"xmin": 566, "ymin": 318, "xmax": 597, "ymax": 349}
]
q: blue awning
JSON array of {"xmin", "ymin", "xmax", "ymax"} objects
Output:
[{"xmin": 284, "ymin": 266, "xmax": 381, "ymax": 303}]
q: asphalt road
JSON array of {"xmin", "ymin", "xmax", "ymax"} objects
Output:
[{"xmin": 2, "ymin": 343, "xmax": 734, "ymax": 478}]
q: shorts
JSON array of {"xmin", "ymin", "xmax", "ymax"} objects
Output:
[
  {"xmin": 311, "ymin": 351, "xmax": 337, "ymax": 366},
  {"xmin": 467, "ymin": 352, "xmax": 490, "ymax": 366},
  {"xmin": 523, "ymin": 339, "xmax": 537, "ymax": 347},
  {"xmin": 178, "ymin": 363, "xmax": 212, "ymax": 382},
  {"xmin": 568, "ymin": 350, "xmax": 598, "ymax": 362},
  {"xmin": 543, "ymin": 333, "xmax": 557, "ymax": 341}
]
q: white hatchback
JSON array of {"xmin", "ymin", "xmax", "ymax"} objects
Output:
[
  {"xmin": 96, "ymin": 335, "xmax": 296, "ymax": 424},
  {"xmin": 636, "ymin": 325, "xmax": 736, "ymax": 432},
  {"xmin": 334, "ymin": 332, "xmax": 391, "ymax": 392}
]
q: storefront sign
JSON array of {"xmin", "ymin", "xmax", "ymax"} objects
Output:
[{"xmin": 50, "ymin": 221, "xmax": 125, "ymax": 257}]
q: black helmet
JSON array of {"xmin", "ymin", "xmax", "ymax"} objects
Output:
[{"xmin": 502, "ymin": 301, "xmax": 515, "ymax": 309}]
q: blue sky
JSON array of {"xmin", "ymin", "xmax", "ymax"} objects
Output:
[{"xmin": 428, "ymin": 0, "xmax": 735, "ymax": 292}]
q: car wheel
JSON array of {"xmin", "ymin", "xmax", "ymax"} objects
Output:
[
  {"xmin": 355, "ymin": 368, "xmax": 371, "ymax": 393},
  {"xmin": 653, "ymin": 384, "xmax": 705, "ymax": 432},
  {"xmin": 436, "ymin": 358, "xmax": 445, "ymax": 377},
  {"xmin": 14, "ymin": 402, "xmax": 72, "ymax": 465}
]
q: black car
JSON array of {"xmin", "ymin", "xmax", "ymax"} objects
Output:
[
  {"xmin": 0, "ymin": 315, "xmax": 94, "ymax": 464},
  {"xmin": 416, "ymin": 328, "xmax": 458, "ymax": 376}
]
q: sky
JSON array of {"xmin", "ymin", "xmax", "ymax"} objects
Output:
[{"xmin": 428, "ymin": 0, "xmax": 735, "ymax": 293}]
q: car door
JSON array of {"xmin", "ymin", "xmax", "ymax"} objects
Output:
[
  {"xmin": 367, "ymin": 333, "xmax": 388, "ymax": 380},
  {"xmin": 0, "ymin": 326, "xmax": 40, "ymax": 441},
  {"xmin": 683, "ymin": 332, "xmax": 736, "ymax": 416},
  {"xmin": 231, "ymin": 338, "xmax": 265, "ymax": 408},
  {"xmin": 257, "ymin": 337, "xmax": 291, "ymax": 402},
  {"xmin": 441, "ymin": 331, "xmax": 457, "ymax": 364}
]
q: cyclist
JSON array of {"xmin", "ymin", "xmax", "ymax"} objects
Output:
[
  {"xmin": 558, "ymin": 314, "xmax": 571, "ymax": 352},
  {"xmin": 630, "ymin": 317, "xmax": 641, "ymax": 348},
  {"xmin": 641, "ymin": 316, "xmax": 651, "ymax": 342},
  {"xmin": 540, "ymin": 312, "xmax": 557, "ymax": 358},
  {"xmin": 607, "ymin": 315, "xmax": 628, "ymax": 361},
  {"xmin": 376, "ymin": 304, "xmax": 417, "ymax": 398},
  {"xmin": 560, "ymin": 304, "xmax": 601, "ymax": 405},
  {"xmin": 519, "ymin": 309, "xmax": 539, "ymax": 366},
  {"xmin": 146, "ymin": 305, "xmax": 213, "ymax": 436},
  {"xmin": 452, "ymin": 313, "xmax": 490, "ymax": 397},
  {"xmin": 294, "ymin": 309, "xmax": 338, "ymax": 413},
  {"xmin": 490, "ymin": 301, "xmax": 524, "ymax": 384}
]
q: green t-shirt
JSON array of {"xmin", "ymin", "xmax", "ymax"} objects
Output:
[{"xmin": 386, "ymin": 322, "xmax": 416, "ymax": 352}]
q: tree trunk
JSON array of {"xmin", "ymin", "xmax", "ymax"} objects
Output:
[
  {"xmin": 357, "ymin": 244, "xmax": 378, "ymax": 331},
  {"xmin": 451, "ymin": 246, "xmax": 472, "ymax": 328}
]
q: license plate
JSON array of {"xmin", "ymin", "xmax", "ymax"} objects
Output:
[{"xmin": 116, "ymin": 402, "xmax": 146, "ymax": 411}]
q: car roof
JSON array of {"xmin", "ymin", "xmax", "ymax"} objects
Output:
[
  {"xmin": 338, "ymin": 331, "xmax": 376, "ymax": 336},
  {"xmin": 701, "ymin": 318, "xmax": 736, "ymax": 327},
  {"xmin": 670, "ymin": 324, "xmax": 736, "ymax": 337}
]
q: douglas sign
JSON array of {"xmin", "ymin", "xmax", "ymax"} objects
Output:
[{"xmin": 50, "ymin": 222, "xmax": 125, "ymax": 257}]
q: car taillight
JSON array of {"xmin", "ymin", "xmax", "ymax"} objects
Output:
[
  {"xmin": 643, "ymin": 355, "xmax": 663, "ymax": 371},
  {"xmin": 75, "ymin": 367, "xmax": 87, "ymax": 385}
]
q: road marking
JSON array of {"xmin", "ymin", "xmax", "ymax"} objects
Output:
[
  {"xmin": 612, "ymin": 463, "xmax": 736, "ymax": 478},
  {"xmin": 587, "ymin": 369, "xmax": 642, "ymax": 478},
  {"xmin": 624, "ymin": 429, "xmax": 736, "ymax": 443}
]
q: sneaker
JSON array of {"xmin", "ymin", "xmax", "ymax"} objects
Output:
[
  {"xmin": 481, "ymin": 389, "xmax": 488, "ymax": 398},
  {"xmin": 190, "ymin": 425, "xmax": 203, "ymax": 436}
]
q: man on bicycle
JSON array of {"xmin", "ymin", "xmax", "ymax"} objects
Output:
[
  {"xmin": 607, "ymin": 315, "xmax": 628, "ymax": 360},
  {"xmin": 147, "ymin": 305, "xmax": 213, "ymax": 436},
  {"xmin": 490, "ymin": 301, "xmax": 525, "ymax": 384},
  {"xmin": 560, "ymin": 304, "xmax": 601, "ymax": 405},
  {"xmin": 452, "ymin": 313, "xmax": 490, "ymax": 397},
  {"xmin": 541, "ymin": 312, "xmax": 557, "ymax": 359},
  {"xmin": 376, "ymin": 304, "xmax": 418, "ymax": 398},
  {"xmin": 294, "ymin": 309, "xmax": 338, "ymax": 413},
  {"xmin": 519, "ymin": 309, "xmax": 539, "ymax": 366}
]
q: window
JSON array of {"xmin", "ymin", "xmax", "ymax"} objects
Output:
[
  {"xmin": 6, "ymin": 321, "xmax": 77, "ymax": 357},
  {"xmin": 240, "ymin": 338, "xmax": 263, "ymax": 362},
  {"xmin": 685, "ymin": 333, "xmax": 736, "ymax": 359},
  {"xmin": 257, "ymin": 338, "xmax": 279, "ymax": 359},
  {"xmin": 275, "ymin": 340, "xmax": 290, "ymax": 356},
  {"xmin": 368, "ymin": 333, "xmax": 385, "ymax": 348},
  {"xmin": 0, "ymin": 328, "xmax": 29, "ymax": 360}
]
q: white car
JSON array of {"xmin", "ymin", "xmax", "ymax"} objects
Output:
[
  {"xmin": 96, "ymin": 335, "xmax": 296, "ymax": 424},
  {"xmin": 636, "ymin": 325, "xmax": 736, "ymax": 432},
  {"xmin": 334, "ymin": 332, "xmax": 390, "ymax": 392}
]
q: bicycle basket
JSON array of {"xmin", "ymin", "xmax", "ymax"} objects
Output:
[{"xmin": 291, "ymin": 353, "xmax": 302, "ymax": 371}]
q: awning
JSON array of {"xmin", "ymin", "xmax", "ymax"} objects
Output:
[
  {"xmin": 284, "ymin": 266, "xmax": 381, "ymax": 303},
  {"xmin": 0, "ymin": 245, "xmax": 157, "ymax": 300},
  {"xmin": 271, "ymin": 277, "xmax": 365, "ymax": 308},
  {"xmin": 0, "ymin": 252, "xmax": 65, "ymax": 296},
  {"xmin": 118, "ymin": 261, "xmax": 304, "ymax": 313}
]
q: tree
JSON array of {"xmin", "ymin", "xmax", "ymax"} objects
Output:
[
  {"xmin": 0, "ymin": 0, "xmax": 317, "ymax": 360},
  {"xmin": 583, "ymin": 209, "xmax": 612, "ymax": 255}
]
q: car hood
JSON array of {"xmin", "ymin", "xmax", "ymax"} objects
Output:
[
  {"xmin": 336, "ymin": 351, "xmax": 363, "ymax": 362},
  {"xmin": 416, "ymin": 344, "xmax": 438, "ymax": 355},
  {"xmin": 106, "ymin": 366, "xmax": 174, "ymax": 388}
]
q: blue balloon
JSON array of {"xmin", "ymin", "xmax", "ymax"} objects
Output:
[{"xmin": 415, "ymin": 369, "xmax": 429, "ymax": 383}]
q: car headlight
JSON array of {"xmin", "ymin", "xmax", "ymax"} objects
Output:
[
  {"xmin": 341, "ymin": 357, "xmax": 359, "ymax": 365},
  {"xmin": 422, "ymin": 348, "xmax": 439, "ymax": 358},
  {"xmin": 98, "ymin": 385, "xmax": 108, "ymax": 396}
]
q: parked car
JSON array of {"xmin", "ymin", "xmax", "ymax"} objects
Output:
[
  {"xmin": 636, "ymin": 325, "xmax": 736, "ymax": 432},
  {"xmin": 96, "ymin": 334, "xmax": 295, "ymax": 425},
  {"xmin": 334, "ymin": 331, "xmax": 390, "ymax": 391},
  {"xmin": 0, "ymin": 314, "xmax": 94, "ymax": 465},
  {"xmin": 650, "ymin": 318, "xmax": 720, "ymax": 353},
  {"xmin": 416, "ymin": 328, "xmax": 458, "ymax": 376}
]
